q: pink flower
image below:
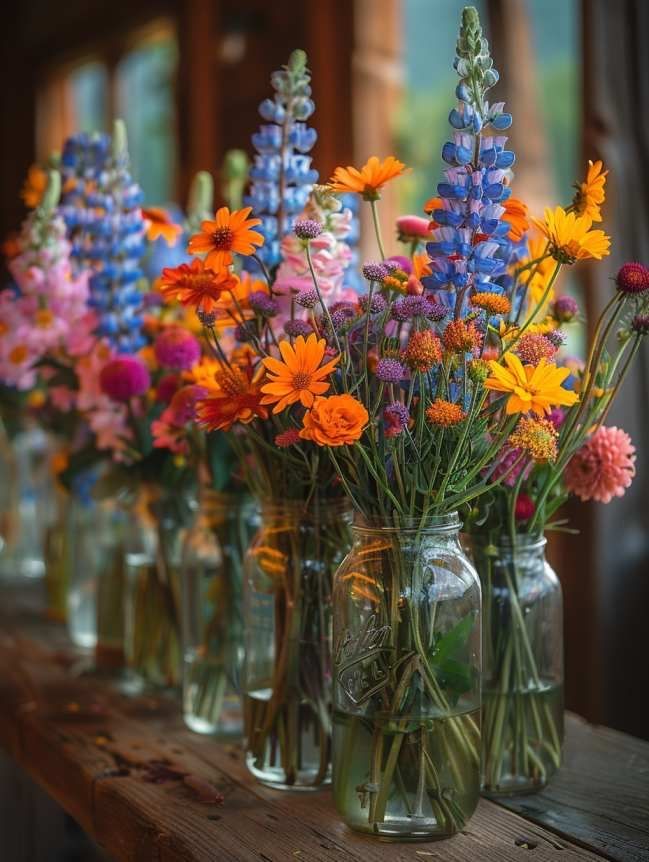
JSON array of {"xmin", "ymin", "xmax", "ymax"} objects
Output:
[
  {"xmin": 396, "ymin": 215, "xmax": 433, "ymax": 241},
  {"xmin": 154, "ymin": 326, "xmax": 201, "ymax": 370},
  {"xmin": 488, "ymin": 446, "xmax": 532, "ymax": 487},
  {"xmin": 99, "ymin": 356, "xmax": 151, "ymax": 402},
  {"xmin": 565, "ymin": 426, "xmax": 636, "ymax": 503}
]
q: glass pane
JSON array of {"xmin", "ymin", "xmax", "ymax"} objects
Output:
[
  {"xmin": 116, "ymin": 29, "xmax": 178, "ymax": 205},
  {"xmin": 70, "ymin": 62, "xmax": 109, "ymax": 133},
  {"xmin": 397, "ymin": 0, "xmax": 487, "ymax": 212},
  {"xmin": 526, "ymin": 0, "xmax": 579, "ymax": 199}
]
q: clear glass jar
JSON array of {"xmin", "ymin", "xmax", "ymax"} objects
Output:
[
  {"xmin": 332, "ymin": 513, "xmax": 482, "ymax": 840},
  {"xmin": 44, "ymin": 491, "xmax": 71, "ymax": 623},
  {"xmin": 181, "ymin": 491, "xmax": 258, "ymax": 736},
  {"xmin": 67, "ymin": 497, "xmax": 127, "ymax": 651},
  {"xmin": 473, "ymin": 534, "xmax": 563, "ymax": 795},
  {"xmin": 124, "ymin": 489, "xmax": 191, "ymax": 691},
  {"xmin": 243, "ymin": 497, "xmax": 351, "ymax": 790},
  {"xmin": 0, "ymin": 426, "xmax": 54, "ymax": 580}
]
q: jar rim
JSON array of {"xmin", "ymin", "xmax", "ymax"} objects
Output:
[
  {"xmin": 352, "ymin": 511, "xmax": 461, "ymax": 534},
  {"xmin": 472, "ymin": 532, "xmax": 547, "ymax": 552}
]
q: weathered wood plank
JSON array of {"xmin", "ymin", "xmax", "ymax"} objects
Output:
[
  {"xmin": 495, "ymin": 715, "xmax": 649, "ymax": 862},
  {"xmin": 0, "ymin": 595, "xmax": 642, "ymax": 861}
]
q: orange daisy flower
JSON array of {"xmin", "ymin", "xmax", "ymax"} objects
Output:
[
  {"xmin": 261, "ymin": 334, "xmax": 340, "ymax": 413},
  {"xmin": 159, "ymin": 259, "xmax": 239, "ymax": 312},
  {"xmin": 412, "ymin": 251, "xmax": 432, "ymax": 280},
  {"xmin": 142, "ymin": 207, "xmax": 183, "ymax": 247},
  {"xmin": 329, "ymin": 156, "xmax": 407, "ymax": 201},
  {"xmin": 501, "ymin": 197, "xmax": 529, "ymax": 242},
  {"xmin": 573, "ymin": 160, "xmax": 607, "ymax": 223},
  {"xmin": 532, "ymin": 206, "xmax": 610, "ymax": 264},
  {"xmin": 485, "ymin": 354, "xmax": 579, "ymax": 416},
  {"xmin": 188, "ymin": 206, "xmax": 263, "ymax": 269},
  {"xmin": 195, "ymin": 363, "xmax": 268, "ymax": 431}
]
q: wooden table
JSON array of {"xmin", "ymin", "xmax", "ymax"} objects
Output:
[{"xmin": 0, "ymin": 589, "xmax": 648, "ymax": 862}]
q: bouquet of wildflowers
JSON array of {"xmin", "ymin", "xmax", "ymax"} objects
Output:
[
  {"xmin": 214, "ymin": 6, "xmax": 628, "ymax": 836},
  {"xmin": 159, "ymin": 50, "xmax": 356, "ymax": 783}
]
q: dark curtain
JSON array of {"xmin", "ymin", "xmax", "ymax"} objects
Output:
[{"xmin": 583, "ymin": 0, "xmax": 649, "ymax": 738}]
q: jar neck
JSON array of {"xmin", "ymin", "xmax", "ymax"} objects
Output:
[
  {"xmin": 199, "ymin": 488, "xmax": 249, "ymax": 523},
  {"xmin": 471, "ymin": 532, "xmax": 547, "ymax": 564},
  {"xmin": 351, "ymin": 510, "xmax": 462, "ymax": 538},
  {"xmin": 259, "ymin": 495, "xmax": 352, "ymax": 526}
]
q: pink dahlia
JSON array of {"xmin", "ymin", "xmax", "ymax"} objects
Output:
[
  {"xmin": 154, "ymin": 326, "xmax": 201, "ymax": 370},
  {"xmin": 99, "ymin": 356, "xmax": 151, "ymax": 402},
  {"xmin": 564, "ymin": 426, "xmax": 636, "ymax": 503}
]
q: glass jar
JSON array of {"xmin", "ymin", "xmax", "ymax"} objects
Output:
[
  {"xmin": 243, "ymin": 497, "xmax": 351, "ymax": 790},
  {"xmin": 67, "ymin": 497, "xmax": 127, "ymax": 651},
  {"xmin": 43, "ymin": 492, "xmax": 72, "ymax": 623},
  {"xmin": 0, "ymin": 426, "xmax": 54, "ymax": 580},
  {"xmin": 181, "ymin": 491, "xmax": 258, "ymax": 736},
  {"xmin": 473, "ymin": 534, "xmax": 563, "ymax": 795},
  {"xmin": 124, "ymin": 489, "xmax": 191, "ymax": 691},
  {"xmin": 332, "ymin": 513, "xmax": 481, "ymax": 840}
]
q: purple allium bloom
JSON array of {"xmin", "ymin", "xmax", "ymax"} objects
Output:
[
  {"xmin": 425, "ymin": 300, "xmax": 448, "ymax": 322},
  {"xmin": 383, "ymin": 401, "xmax": 410, "ymax": 437},
  {"xmin": 546, "ymin": 329, "xmax": 567, "ymax": 348},
  {"xmin": 386, "ymin": 255, "xmax": 412, "ymax": 275},
  {"xmin": 376, "ymin": 357, "xmax": 406, "ymax": 383},
  {"xmin": 249, "ymin": 290, "xmax": 278, "ymax": 316},
  {"xmin": 391, "ymin": 295, "xmax": 448, "ymax": 322},
  {"xmin": 295, "ymin": 288, "xmax": 319, "ymax": 309},
  {"xmin": 294, "ymin": 218, "xmax": 323, "ymax": 240},
  {"xmin": 359, "ymin": 293, "xmax": 387, "ymax": 314},
  {"xmin": 615, "ymin": 262, "xmax": 649, "ymax": 295},
  {"xmin": 631, "ymin": 313, "xmax": 649, "ymax": 335},
  {"xmin": 553, "ymin": 295, "xmax": 579, "ymax": 322},
  {"xmin": 284, "ymin": 319, "xmax": 313, "ymax": 338},
  {"xmin": 234, "ymin": 323, "xmax": 255, "ymax": 342},
  {"xmin": 331, "ymin": 307, "xmax": 356, "ymax": 331},
  {"xmin": 362, "ymin": 261, "xmax": 389, "ymax": 282},
  {"xmin": 197, "ymin": 309, "xmax": 217, "ymax": 326}
]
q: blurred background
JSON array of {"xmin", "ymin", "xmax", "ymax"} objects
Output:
[{"xmin": 0, "ymin": 0, "xmax": 647, "ymax": 740}]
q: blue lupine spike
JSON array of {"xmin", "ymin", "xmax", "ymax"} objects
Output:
[
  {"xmin": 59, "ymin": 123, "xmax": 147, "ymax": 351},
  {"xmin": 244, "ymin": 51, "xmax": 319, "ymax": 270}
]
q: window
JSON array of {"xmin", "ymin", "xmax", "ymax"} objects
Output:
[{"xmin": 36, "ymin": 20, "xmax": 178, "ymax": 205}]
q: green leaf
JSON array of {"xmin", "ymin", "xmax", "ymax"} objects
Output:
[{"xmin": 431, "ymin": 612, "xmax": 476, "ymax": 665}]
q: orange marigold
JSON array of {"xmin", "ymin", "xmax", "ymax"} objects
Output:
[
  {"xmin": 470, "ymin": 292, "xmax": 511, "ymax": 316},
  {"xmin": 300, "ymin": 394, "xmax": 369, "ymax": 446},
  {"xmin": 508, "ymin": 416, "xmax": 558, "ymax": 462},
  {"xmin": 442, "ymin": 319, "xmax": 483, "ymax": 353},
  {"xmin": 403, "ymin": 330, "xmax": 442, "ymax": 372},
  {"xmin": 159, "ymin": 259, "xmax": 239, "ymax": 312},
  {"xmin": 21, "ymin": 164, "xmax": 47, "ymax": 209},
  {"xmin": 329, "ymin": 156, "xmax": 407, "ymax": 201},
  {"xmin": 425, "ymin": 399, "xmax": 466, "ymax": 427},
  {"xmin": 261, "ymin": 333, "xmax": 340, "ymax": 413},
  {"xmin": 188, "ymin": 206, "xmax": 263, "ymax": 269}
]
